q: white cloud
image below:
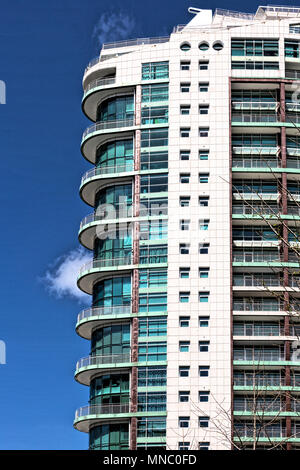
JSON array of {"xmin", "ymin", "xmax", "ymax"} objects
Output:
[
  {"xmin": 42, "ymin": 247, "xmax": 92, "ymax": 303},
  {"xmin": 92, "ymin": 11, "xmax": 136, "ymax": 47}
]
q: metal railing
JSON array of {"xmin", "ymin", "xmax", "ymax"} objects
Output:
[
  {"xmin": 234, "ymin": 374, "xmax": 284, "ymax": 387},
  {"xmin": 83, "ymin": 77, "xmax": 116, "ymax": 95},
  {"xmin": 233, "ymin": 275, "xmax": 281, "ymax": 287},
  {"xmin": 232, "ymin": 101, "xmax": 278, "ymax": 111},
  {"xmin": 82, "ymin": 118, "xmax": 135, "ymax": 140},
  {"xmin": 81, "ymin": 162, "xmax": 134, "ymax": 186},
  {"xmin": 233, "ymin": 349, "xmax": 284, "ymax": 361},
  {"xmin": 287, "ymin": 158, "xmax": 300, "ymax": 168},
  {"xmin": 232, "ymin": 158, "xmax": 279, "ymax": 168},
  {"xmin": 79, "ymin": 206, "xmax": 133, "ymax": 229},
  {"xmin": 102, "ymin": 36, "xmax": 169, "ymax": 50},
  {"xmin": 233, "ymin": 324, "xmax": 284, "ymax": 336},
  {"xmin": 232, "ymin": 146, "xmax": 279, "ymax": 155},
  {"xmin": 77, "ymin": 305, "xmax": 132, "ymax": 323},
  {"xmin": 234, "ymin": 425, "xmax": 286, "ymax": 438},
  {"xmin": 232, "ymin": 113, "xmax": 279, "ymax": 123},
  {"xmin": 286, "ymin": 113, "xmax": 300, "ymax": 124},
  {"xmin": 234, "ymin": 399, "xmax": 283, "ymax": 412},
  {"xmin": 78, "ymin": 257, "xmax": 132, "ymax": 277},
  {"xmin": 75, "ymin": 403, "xmax": 130, "ymax": 419},
  {"xmin": 76, "ymin": 353, "xmax": 131, "ymax": 371},
  {"xmin": 286, "ymin": 102, "xmax": 300, "ymax": 112},
  {"xmin": 233, "ymin": 301, "xmax": 282, "ymax": 311},
  {"xmin": 286, "ymin": 70, "xmax": 300, "ymax": 79},
  {"xmin": 232, "ymin": 204, "xmax": 279, "ymax": 215},
  {"xmin": 232, "ymin": 252, "xmax": 281, "ymax": 263}
]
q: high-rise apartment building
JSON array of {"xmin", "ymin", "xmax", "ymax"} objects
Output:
[{"xmin": 74, "ymin": 6, "xmax": 300, "ymax": 450}]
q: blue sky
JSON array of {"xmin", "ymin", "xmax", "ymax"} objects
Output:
[{"xmin": 0, "ymin": 0, "xmax": 297, "ymax": 450}]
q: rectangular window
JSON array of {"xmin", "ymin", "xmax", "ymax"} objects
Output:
[
  {"xmin": 180, "ymin": 267, "xmax": 190, "ymax": 278},
  {"xmin": 139, "ymin": 293, "xmax": 167, "ymax": 313},
  {"xmin": 199, "ymin": 150, "xmax": 209, "ymax": 160},
  {"xmin": 199, "ymin": 442, "xmax": 210, "ymax": 450},
  {"xmin": 140, "ymin": 173, "xmax": 168, "ymax": 193},
  {"xmin": 179, "ymin": 391, "xmax": 190, "ymax": 402},
  {"xmin": 138, "ymin": 366, "xmax": 167, "ymax": 387},
  {"xmin": 231, "ymin": 61, "xmax": 279, "ymax": 70},
  {"xmin": 199, "ymin": 105, "xmax": 209, "ymax": 115},
  {"xmin": 199, "ymin": 173, "xmax": 209, "ymax": 183},
  {"xmin": 199, "ymin": 417, "xmax": 210, "ymax": 428},
  {"xmin": 180, "ymin": 60, "xmax": 190, "ymax": 71},
  {"xmin": 199, "ymin": 391, "xmax": 210, "ymax": 402},
  {"xmin": 199, "ymin": 61, "xmax": 209, "ymax": 70},
  {"xmin": 180, "ymin": 243, "xmax": 190, "ymax": 255},
  {"xmin": 179, "ymin": 366, "xmax": 190, "ymax": 377},
  {"xmin": 141, "ymin": 105, "xmax": 169, "ymax": 125},
  {"xmin": 199, "ymin": 366, "xmax": 210, "ymax": 377},
  {"xmin": 179, "ymin": 416, "xmax": 190, "ymax": 428},
  {"xmin": 199, "ymin": 316, "xmax": 210, "ymax": 327},
  {"xmin": 199, "ymin": 219, "xmax": 209, "ymax": 230},
  {"xmin": 180, "ymin": 82, "xmax": 190, "ymax": 93},
  {"xmin": 199, "ymin": 196, "xmax": 209, "ymax": 206},
  {"xmin": 199, "ymin": 82, "xmax": 209, "ymax": 92},
  {"xmin": 179, "ymin": 316, "xmax": 190, "ymax": 327},
  {"xmin": 180, "ymin": 173, "xmax": 190, "ymax": 183},
  {"xmin": 139, "ymin": 269, "xmax": 167, "ymax": 289},
  {"xmin": 179, "ymin": 442, "xmax": 190, "ymax": 450},
  {"xmin": 290, "ymin": 24, "xmax": 300, "ymax": 34},
  {"xmin": 199, "ymin": 127, "xmax": 209, "ymax": 137},
  {"xmin": 199, "ymin": 268, "xmax": 210, "ymax": 278},
  {"xmin": 137, "ymin": 416, "xmax": 166, "ymax": 438},
  {"xmin": 142, "ymin": 61, "xmax": 169, "ymax": 80},
  {"xmin": 199, "ymin": 291, "xmax": 210, "ymax": 303},
  {"xmin": 138, "ymin": 342, "xmax": 167, "ymax": 362},
  {"xmin": 179, "ymin": 340, "xmax": 190, "ymax": 352},
  {"xmin": 199, "ymin": 243, "xmax": 209, "ymax": 254},
  {"xmin": 141, "ymin": 83, "xmax": 169, "ymax": 103},
  {"xmin": 179, "ymin": 292, "xmax": 190, "ymax": 303},
  {"xmin": 141, "ymin": 128, "xmax": 168, "ymax": 148},
  {"xmin": 180, "ymin": 219, "xmax": 190, "ymax": 231},
  {"xmin": 180, "ymin": 150, "xmax": 190, "ymax": 160},
  {"xmin": 231, "ymin": 39, "xmax": 279, "ymax": 57},
  {"xmin": 180, "ymin": 105, "xmax": 190, "ymax": 115},
  {"xmin": 180, "ymin": 127, "xmax": 190, "ymax": 138},
  {"xmin": 180, "ymin": 196, "xmax": 190, "ymax": 207},
  {"xmin": 138, "ymin": 317, "xmax": 167, "ymax": 337},
  {"xmin": 199, "ymin": 341, "xmax": 210, "ymax": 352}
]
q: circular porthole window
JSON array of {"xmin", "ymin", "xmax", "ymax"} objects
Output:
[
  {"xmin": 199, "ymin": 41, "xmax": 209, "ymax": 51},
  {"xmin": 213, "ymin": 41, "xmax": 224, "ymax": 51},
  {"xmin": 180, "ymin": 42, "xmax": 191, "ymax": 51}
]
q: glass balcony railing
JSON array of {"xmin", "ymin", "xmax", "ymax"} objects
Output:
[
  {"xmin": 232, "ymin": 158, "xmax": 279, "ymax": 168},
  {"xmin": 82, "ymin": 118, "xmax": 135, "ymax": 141},
  {"xmin": 233, "ymin": 349, "xmax": 284, "ymax": 361},
  {"xmin": 75, "ymin": 403, "xmax": 130, "ymax": 419},
  {"xmin": 234, "ymin": 425, "xmax": 287, "ymax": 439},
  {"xmin": 233, "ymin": 252, "xmax": 281, "ymax": 263},
  {"xmin": 78, "ymin": 257, "xmax": 132, "ymax": 277},
  {"xmin": 287, "ymin": 159, "xmax": 300, "ymax": 169},
  {"xmin": 233, "ymin": 275, "xmax": 281, "ymax": 287},
  {"xmin": 233, "ymin": 324, "xmax": 284, "ymax": 336},
  {"xmin": 286, "ymin": 102, "xmax": 300, "ymax": 112},
  {"xmin": 83, "ymin": 77, "xmax": 116, "ymax": 95},
  {"xmin": 232, "ymin": 113, "xmax": 279, "ymax": 123},
  {"xmin": 80, "ymin": 163, "xmax": 134, "ymax": 186},
  {"xmin": 286, "ymin": 70, "xmax": 300, "ymax": 80},
  {"xmin": 234, "ymin": 399, "xmax": 284, "ymax": 412},
  {"xmin": 232, "ymin": 146, "xmax": 279, "ymax": 155},
  {"xmin": 233, "ymin": 301, "xmax": 282, "ymax": 311},
  {"xmin": 77, "ymin": 305, "xmax": 132, "ymax": 324},
  {"xmin": 234, "ymin": 374, "xmax": 285, "ymax": 387},
  {"xmin": 76, "ymin": 353, "xmax": 131, "ymax": 372},
  {"xmin": 232, "ymin": 102, "xmax": 278, "ymax": 111},
  {"xmin": 232, "ymin": 204, "xmax": 279, "ymax": 215},
  {"xmin": 286, "ymin": 113, "xmax": 300, "ymax": 124}
]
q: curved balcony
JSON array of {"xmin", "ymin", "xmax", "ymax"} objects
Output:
[
  {"xmin": 78, "ymin": 209, "xmax": 133, "ymax": 250},
  {"xmin": 80, "ymin": 163, "xmax": 135, "ymax": 207},
  {"xmin": 82, "ymin": 77, "xmax": 135, "ymax": 122},
  {"xmin": 76, "ymin": 305, "xmax": 132, "ymax": 339},
  {"xmin": 74, "ymin": 403, "xmax": 131, "ymax": 432},
  {"xmin": 77, "ymin": 257, "xmax": 133, "ymax": 294},
  {"xmin": 75, "ymin": 353, "xmax": 132, "ymax": 385},
  {"xmin": 81, "ymin": 119, "xmax": 136, "ymax": 164}
]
